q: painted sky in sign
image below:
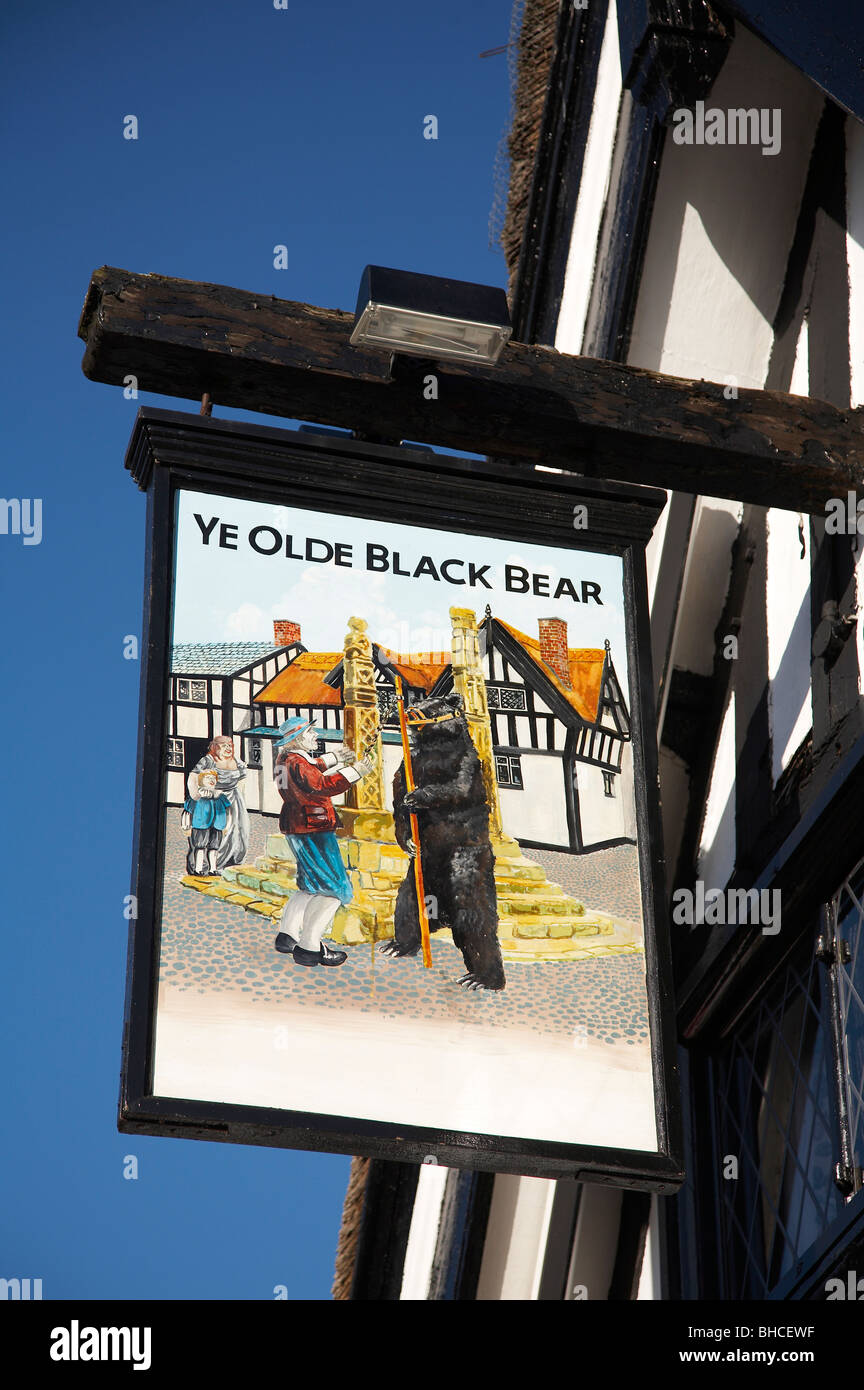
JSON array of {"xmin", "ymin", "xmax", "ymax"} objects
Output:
[{"xmin": 173, "ymin": 489, "xmax": 629, "ymax": 680}]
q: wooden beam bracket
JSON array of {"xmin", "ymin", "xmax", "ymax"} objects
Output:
[{"xmin": 79, "ymin": 266, "xmax": 864, "ymax": 514}]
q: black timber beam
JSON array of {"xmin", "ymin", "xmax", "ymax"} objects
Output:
[{"xmin": 79, "ymin": 266, "xmax": 864, "ymax": 514}]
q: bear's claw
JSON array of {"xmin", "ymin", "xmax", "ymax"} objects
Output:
[
  {"xmin": 458, "ymin": 972, "xmax": 499, "ymax": 991},
  {"xmin": 379, "ymin": 941, "xmax": 418, "ymax": 959}
]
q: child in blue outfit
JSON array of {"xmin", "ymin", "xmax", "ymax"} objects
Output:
[{"xmin": 181, "ymin": 769, "xmax": 232, "ymax": 876}]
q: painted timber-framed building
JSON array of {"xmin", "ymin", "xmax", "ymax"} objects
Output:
[
  {"xmin": 168, "ymin": 614, "xmax": 633, "ymax": 852},
  {"xmin": 335, "ymin": 0, "xmax": 864, "ymax": 1302},
  {"xmin": 430, "ymin": 611, "xmax": 634, "ymax": 853},
  {"xmin": 166, "ymin": 624, "xmax": 302, "ymax": 811}
]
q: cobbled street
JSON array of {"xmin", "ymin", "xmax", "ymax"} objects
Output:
[{"xmin": 158, "ymin": 815, "xmax": 650, "ymax": 1050}]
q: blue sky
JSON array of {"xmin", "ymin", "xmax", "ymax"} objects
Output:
[{"xmin": 0, "ymin": 0, "xmax": 512, "ymax": 1300}]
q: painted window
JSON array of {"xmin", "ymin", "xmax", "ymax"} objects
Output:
[
  {"xmin": 602, "ymin": 771, "xmax": 615, "ymax": 796},
  {"xmin": 495, "ymin": 754, "xmax": 523, "ymax": 788},
  {"xmin": 246, "ymin": 738, "xmax": 263, "ymax": 768},
  {"xmin": 176, "ymin": 678, "xmax": 207, "ymax": 702},
  {"xmin": 488, "ymin": 684, "xmax": 526, "ymax": 711},
  {"xmin": 167, "ymin": 737, "xmax": 184, "ymax": 769},
  {"xmin": 377, "ymin": 688, "xmax": 400, "ymax": 725}
]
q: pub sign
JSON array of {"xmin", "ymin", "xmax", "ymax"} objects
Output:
[{"xmin": 119, "ymin": 407, "xmax": 682, "ymax": 1188}]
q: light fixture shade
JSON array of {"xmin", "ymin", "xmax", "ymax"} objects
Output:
[{"xmin": 350, "ymin": 265, "xmax": 512, "ymax": 364}]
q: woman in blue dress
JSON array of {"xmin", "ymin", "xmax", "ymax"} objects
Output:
[{"xmin": 187, "ymin": 736, "xmax": 249, "ymax": 870}]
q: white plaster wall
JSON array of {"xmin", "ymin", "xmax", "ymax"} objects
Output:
[
  {"xmin": 625, "ymin": 34, "xmax": 820, "ymax": 850},
  {"xmin": 565, "ymin": 1184, "xmax": 623, "ymax": 1300},
  {"xmin": 636, "ymin": 1196, "xmax": 660, "ymax": 1300},
  {"xmin": 475, "ymin": 1175, "xmax": 557, "ymax": 1301},
  {"xmin": 166, "ymin": 770, "xmax": 186, "ymax": 807},
  {"xmin": 233, "ymin": 706, "xmax": 252, "ymax": 733},
  {"xmin": 645, "ymin": 502, "xmax": 671, "ymax": 615},
  {"xmin": 400, "ymin": 1164, "xmax": 450, "ymax": 1300},
  {"xmin": 624, "ymin": 29, "xmax": 820, "ymax": 909},
  {"xmin": 697, "ymin": 690, "xmax": 736, "ymax": 888},
  {"xmin": 576, "ymin": 761, "xmax": 629, "ymax": 845},
  {"xmin": 242, "ymin": 768, "xmax": 262, "ymax": 813},
  {"xmin": 628, "ymin": 27, "xmax": 822, "ymax": 385},
  {"xmin": 500, "ymin": 754, "xmax": 569, "ymax": 848},
  {"xmin": 554, "ymin": 0, "xmax": 622, "ymax": 354},
  {"xmin": 259, "ymin": 754, "xmax": 282, "ymax": 816},
  {"xmin": 176, "ymin": 706, "xmax": 209, "ymax": 738},
  {"xmin": 513, "ymin": 714, "xmax": 532, "ymax": 746},
  {"xmin": 766, "ymin": 503, "xmax": 812, "ymax": 782},
  {"xmin": 667, "ymin": 499, "xmax": 743, "ymax": 679}
]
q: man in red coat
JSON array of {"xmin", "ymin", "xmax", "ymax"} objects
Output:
[{"xmin": 273, "ymin": 717, "xmax": 374, "ymax": 968}]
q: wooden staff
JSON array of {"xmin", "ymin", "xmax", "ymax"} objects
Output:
[{"xmin": 394, "ymin": 674, "xmax": 433, "ymax": 969}]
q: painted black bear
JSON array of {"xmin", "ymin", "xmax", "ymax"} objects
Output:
[{"xmin": 381, "ymin": 691, "xmax": 505, "ymax": 991}]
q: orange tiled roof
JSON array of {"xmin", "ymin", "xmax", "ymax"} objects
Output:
[
  {"xmin": 378, "ymin": 647, "xmax": 451, "ymax": 689},
  {"xmin": 255, "ymin": 656, "xmax": 342, "ymax": 707},
  {"xmin": 255, "ymin": 646, "xmax": 450, "ymax": 707},
  {"xmin": 496, "ymin": 620, "xmax": 605, "ymax": 723}
]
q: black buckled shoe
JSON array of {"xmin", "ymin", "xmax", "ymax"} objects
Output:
[
  {"xmin": 274, "ymin": 932, "xmax": 298, "ymax": 954},
  {"xmin": 293, "ymin": 943, "xmax": 348, "ymax": 968}
]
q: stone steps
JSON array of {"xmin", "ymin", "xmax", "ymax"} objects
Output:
[
  {"xmin": 503, "ymin": 914, "xmax": 612, "ymax": 939},
  {"xmin": 182, "ymin": 874, "xmax": 608, "ymax": 941},
  {"xmin": 497, "ymin": 893, "xmax": 583, "ymax": 915},
  {"xmin": 239, "ymin": 858, "xmax": 585, "ymax": 911},
  {"xmin": 185, "ymin": 832, "xmax": 596, "ymax": 949},
  {"xmin": 494, "ymin": 877, "xmax": 565, "ymax": 895}
]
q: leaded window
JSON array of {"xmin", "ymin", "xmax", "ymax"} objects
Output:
[
  {"xmin": 167, "ymin": 737, "xmax": 184, "ymax": 769},
  {"xmin": 710, "ymin": 861, "xmax": 864, "ymax": 1298},
  {"xmin": 176, "ymin": 678, "xmax": 207, "ymax": 702},
  {"xmin": 377, "ymin": 688, "xmax": 400, "ymax": 726},
  {"xmin": 487, "ymin": 684, "xmax": 526, "ymax": 712},
  {"xmin": 835, "ymin": 872, "xmax": 864, "ymax": 1189}
]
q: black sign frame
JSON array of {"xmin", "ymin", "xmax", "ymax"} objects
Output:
[{"xmin": 119, "ymin": 406, "xmax": 682, "ymax": 1190}]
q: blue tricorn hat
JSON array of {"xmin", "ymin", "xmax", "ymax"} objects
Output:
[{"xmin": 275, "ymin": 716, "xmax": 315, "ymax": 748}]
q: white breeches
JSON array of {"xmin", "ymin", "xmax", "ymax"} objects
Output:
[{"xmin": 279, "ymin": 890, "xmax": 342, "ymax": 952}]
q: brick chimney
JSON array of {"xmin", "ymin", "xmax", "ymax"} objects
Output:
[
  {"xmin": 538, "ymin": 618, "xmax": 572, "ymax": 689},
  {"xmin": 273, "ymin": 619, "xmax": 301, "ymax": 648}
]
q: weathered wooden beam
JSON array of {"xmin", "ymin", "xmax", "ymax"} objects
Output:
[{"xmin": 78, "ymin": 266, "xmax": 864, "ymax": 513}]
